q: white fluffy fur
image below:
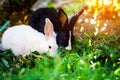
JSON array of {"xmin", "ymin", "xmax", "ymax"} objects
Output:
[{"xmin": 1, "ymin": 25, "xmax": 58, "ymax": 57}]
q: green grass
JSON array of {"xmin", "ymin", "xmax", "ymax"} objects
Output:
[{"xmin": 0, "ymin": 33, "xmax": 120, "ymax": 80}]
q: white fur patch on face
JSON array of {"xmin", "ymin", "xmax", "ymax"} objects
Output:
[{"xmin": 65, "ymin": 31, "xmax": 72, "ymax": 50}]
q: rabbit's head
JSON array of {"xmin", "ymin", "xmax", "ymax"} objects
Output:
[
  {"xmin": 56, "ymin": 9, "xmax": 84, "ymax": 50},
  {"xmin": 44, "ymin": 18, "xmax": 58, "ymax": 57}
]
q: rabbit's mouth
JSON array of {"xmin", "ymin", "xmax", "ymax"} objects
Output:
[{"xmin": 65, "ymin": 31, "xmax": 72, "ymax": 50}]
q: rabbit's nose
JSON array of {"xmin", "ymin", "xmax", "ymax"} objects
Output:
[{"xmin": 49, "ymin": 45, "xmax": 52, "ymax": 49}]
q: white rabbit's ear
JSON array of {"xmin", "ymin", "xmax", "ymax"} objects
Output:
[{"xmin": 44, "ymin": 18, "xmax": 54, "ymax": 37}]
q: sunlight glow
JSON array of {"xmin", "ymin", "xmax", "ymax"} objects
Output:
[
  {"xmin": 90, "ymin": 19, "xmax": 96, "ymax": 24},
  {"xmin": 103, "ymin": 0, "xmax": 112, "ymax": 6},
  {"xmin": 98, "ymin": 0, "xmax": 102, "ymax": 6},
  {"xmin": 85, "ymin": 18, "xmax": 89, "ymax": 23},
  {"xmin": 104, "ymin": 23, "xmax": 107, "ymax": 27},
  {"xmin": 80, "ymin": 27, "xmax": 84, "ymax": 32},
  {"xmin": 103, "ymin": 0, "xmax": 108, "ymax": 5},
  {"xmin": 100, "ymin": 26, "xmax": 107, "ymax": 32},
  {"xmin": 77, "ymin": 0, "xmax": 120, "ymax": 36},
  {"xmin": 94, "ymin": 27, "xmax": 99, "ymax": 36},
  {"xmin": 86, "ymin": 0, "xmax": 119, "ymax": 9}
]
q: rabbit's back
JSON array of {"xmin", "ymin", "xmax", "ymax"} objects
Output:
[{"xmin": 2, "ymin": 25, "xmax": 47, "ymax": 56}]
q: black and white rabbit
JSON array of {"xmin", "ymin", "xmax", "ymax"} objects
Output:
[
  {"xmin": 1, "ymin": 18, "xmax": 58, "ymax": 57},
  {"xmin": 29, "ymin": 7, "xmax": 84, "ymax": 50}
]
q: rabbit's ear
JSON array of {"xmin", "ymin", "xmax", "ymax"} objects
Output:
[
  {"xmin": 44, "ymin": 18, "xmax": 54, "ymax": 37},
  {"xmin": 58, "ymin": 9, "xmax": 68, "ymax": 27},
  {"xmin": 69, "ymin": 9, "xmax": 84, "ymax": 30}
]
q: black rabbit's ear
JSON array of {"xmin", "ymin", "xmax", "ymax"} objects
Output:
[
  {"xmin": 58, "ymin": 9, "xmax": 68, "ymax": 27},
  {"xmin": 69, "ymin": 9, "xmax": 84, "ymax": 30}
]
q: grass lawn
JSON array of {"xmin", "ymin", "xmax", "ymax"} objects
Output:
[{"xmin": 0, "ymin": 33, "xmax": 120, "ymax": 80}]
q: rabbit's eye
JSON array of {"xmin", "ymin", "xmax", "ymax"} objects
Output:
[{"xmin": 49, "ymin": 45, "xmax": 52, "ymax": 49}]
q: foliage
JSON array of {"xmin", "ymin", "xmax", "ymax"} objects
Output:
[
  {"xmin": 0, "ymin": 33, "xmax": 120, "ymax": 80},
  {"xmin": 10, "ymin": 0, "xmax": 22, "ymax": 4},
  {"xmin": 46, "ymin": 2, "xmax": 54, "ymax": 8}
]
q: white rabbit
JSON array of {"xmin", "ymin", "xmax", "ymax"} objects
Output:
[{"xmin": 1, "ymin": 18, "xmax": 58, "ymax": 57}]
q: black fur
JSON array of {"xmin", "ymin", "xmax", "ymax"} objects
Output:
[{"xmin": 29, "ymin": 7, "xmax": 61, "ymax": 34}]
